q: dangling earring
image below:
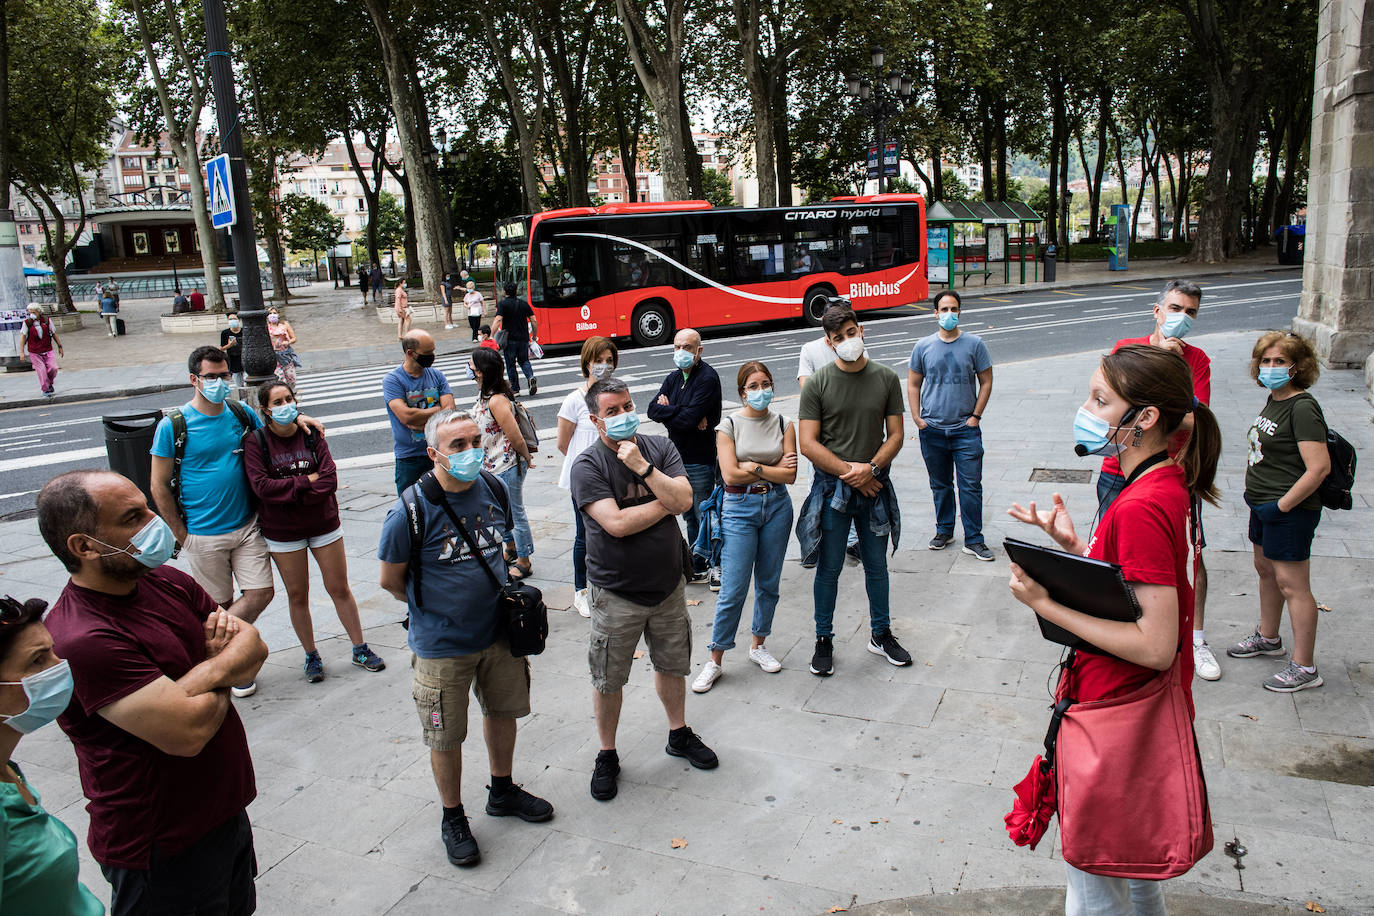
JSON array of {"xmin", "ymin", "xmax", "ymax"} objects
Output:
[{"xmin": 1131, "ymin": 426, "xmax": 1144, "ymax": 448}]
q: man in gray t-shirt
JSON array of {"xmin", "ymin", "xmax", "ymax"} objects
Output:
[
  {"xmin": 570, "ymin": 377, "xmax": 720, "ymax": 802},
  {"xmin": 906, "ymin": 290, "xmax": 994, "ymax": 559}
]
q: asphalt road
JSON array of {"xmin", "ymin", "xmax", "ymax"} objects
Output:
[{"xmin": 0, "ymin": 271, "xmax": 1302, "ymax": 520}]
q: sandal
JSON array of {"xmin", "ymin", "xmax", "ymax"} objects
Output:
[
  {"xmin": 508, "ymin": 562, "xmax": 532, "ymax": 581},
  {"xmin": 503, "ymin": 546, "xmax": 518, "ymax": 564}
]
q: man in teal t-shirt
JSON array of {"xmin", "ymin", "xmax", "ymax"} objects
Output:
[{"xmin": 150, "ymin": 346, "xmax": 272, "ymax": 632}]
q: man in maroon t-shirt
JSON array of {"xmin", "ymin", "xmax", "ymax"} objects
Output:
[
  {"xmin": 36, "ymin": 469, "xmax": 268, "ymax": 915},
  {"xmin": 1097, "ymin": 279, "xmax": 1218, "ymax": 683}
]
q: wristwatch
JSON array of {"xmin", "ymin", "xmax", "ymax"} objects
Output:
[
  {"xmin": 868, "ymin": 461, "xmax": 881, "ymax": 476},
  {"xmin": 635, "ymin": 462, "xmax": 654, "ymax": 481}
]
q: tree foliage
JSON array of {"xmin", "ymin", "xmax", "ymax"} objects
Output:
[{"xmin": 280, "ymin": 193, "xmax": 344, "ymax": 256}]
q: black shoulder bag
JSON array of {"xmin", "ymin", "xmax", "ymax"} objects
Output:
[{"xmin": 418, "ymin": 473, "xmax": 548, "ymax": 657}]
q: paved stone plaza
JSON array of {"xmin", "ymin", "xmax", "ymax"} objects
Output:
[{"xmin": 5, "ymin": 330, "xmax": 1372, "ymax": 914}]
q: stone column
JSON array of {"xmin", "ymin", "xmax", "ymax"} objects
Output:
[{"xmin": 1292, "ymin": 0, "xmax": 1374, "ymax": 396}]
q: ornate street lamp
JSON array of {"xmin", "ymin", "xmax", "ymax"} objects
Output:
[{"xmin": 844, "ymin": 47, "xmax": 912, "ymax": 194}]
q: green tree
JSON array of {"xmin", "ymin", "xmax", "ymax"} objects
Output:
[
  {"xmin": 937, "ymin": 169, "xmax": 970, "ymax": 203},
  {"xmin": 374, "ymin": 191, "xmax": 406, "ymax": 252},
  {"xmin": 6, "ymin": 0, "xmax": 124, "ymax": 311},
  {"xmin": 700, "ymin": 167, "xmax": 735, "ymax": 206},
  {"xmin": 280, "ymin": 193, "xmax": 344, "ymax": 272},
  {"xmin": 447, "ymin": 141, "xmax": 523, "ymax": 247}
]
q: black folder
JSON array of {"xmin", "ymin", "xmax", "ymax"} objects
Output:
[{"xmin": 1003, "ymin": 537, "xmax": 1142, "ymax": 652}]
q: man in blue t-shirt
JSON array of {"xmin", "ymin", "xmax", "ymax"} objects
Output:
[
  {"xmin": 384, "ymin": 330, "xmax": 455, "ymax": 495},
  {"xmin": 378, "ymin": 408, "xmax": 553, "ymax": 869},
  {"xmin": 906, "ymin": 290, "xmax": 995, "ymax": 561}
]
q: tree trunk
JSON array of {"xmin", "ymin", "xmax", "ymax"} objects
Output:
[
  {"xmin": 1222, "ymin": 108, "xmax": 1261, "ymax": 256},
  {"xmin": 363, "ymin": 0, "xmax": 448, "ymax": 295},
  {"xmin": 734, "ymin": 0, "xmax": 777, "ymax": 207},
  {"xmin": 344, "ymin": 130, "xmax": 383, "ymax": 265},
  {"xmin": 388, "ymin": 165, "xmax": 419, "ymax": 280},
  {"xmin": 1256, "ymin": 113, "xmax": 1282, "ymax": 246},
  {"xmin": 22, "ymin": 187, "xmax": 74, "ymax": 311},
  {"xmin": 994, "ymin": 97, "xmax": 1008, "ymax": 200},
  {"xmin": 480, "ymin": 9, "xmax": 546, "ymax": 214},
  {"xmin": 681, "ymin": 101, "xmax": 703, "ymax": 199},
  {"xmin": 771, "ymin": 70, "xmax": 792, "ymax": 205},
  {"xmin": 616, "ymin": 0, "xmax": 690, "ymax": 201}
]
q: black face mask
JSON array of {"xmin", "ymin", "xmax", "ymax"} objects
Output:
[{"xmin": 414, "ymin": 352, "xmax": 436, "ymax": 368}]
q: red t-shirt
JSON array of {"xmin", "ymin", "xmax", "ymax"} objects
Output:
[
  {"xmin": 1074, "ymin": 463, "xmax": 1196, "ymax": 719},
  {"xmin": 188, "ymin": 290, "xmax": 206, "ymax": 311},
  {"xmin": 242, "ymin": 426, "xmax": 341, "ymax": 541},
  {"xmin": 479, "ymin": 339, "xmax": 500, "ymax": 352},
  {"xmin": 1100, "ymin": 336, "xmax": 1211, "ymax": 478},
  {"xmin": 45, "ymin": 567, "xmax": 256, "ymax": 869}
]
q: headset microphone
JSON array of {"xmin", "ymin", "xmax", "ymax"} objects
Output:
[{"xmin": 1073, "ymin": 444, "xmax": 1089, "ymax": 457}]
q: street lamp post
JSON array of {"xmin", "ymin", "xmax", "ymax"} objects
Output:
[
  {"xmin": 433, "ymin": 129, "xmax": 468, "ymax": 271},
  {"xmin": 845, "ymin": 47, "xmax": 912, "ymax": 195}
]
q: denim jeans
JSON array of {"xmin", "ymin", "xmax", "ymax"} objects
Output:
[
  {"xmin": 709, "ymin": 486, "xmax": 793, "ymax": 651},
  {"xmin": 394, "ymin": 454, "xmax": 432, "ymax": 497},
  {"xmin": 681, "ymin": 462, "xmax": 717, "ymax": 571},
  {"xmin": 497, "ymin": 464, "xmax": 534, "ymax": 559},
  {"xmin": 571, "ymin": 494, "xmax": 587, "ymax": 590},
  {"xmin": 813, "ymin": 496, "xmax": 890, "ymax": 637},
  {"xmin": 502, "ymin": 341, "xmax": 534, "ymax": 392},
  {"xmin": 918, "ymin": 424, "xmax": 985, "ymax": 546},
  {"xmin": 1064, "ymin": 863, "xmax": 1167, "ymax": 916}
]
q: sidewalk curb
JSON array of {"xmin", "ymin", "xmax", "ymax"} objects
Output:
[{"xmin": 1, "ymin": 262, "xmax": 1300, "ymax": 411}]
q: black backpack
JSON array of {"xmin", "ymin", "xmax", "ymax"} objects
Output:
[{"xmin": 1318, "ymin": 428, "xmax": 1356, "ymax": 511}]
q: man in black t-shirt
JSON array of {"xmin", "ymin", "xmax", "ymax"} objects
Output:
[
  {"xmin": 570, "ymin": 377, "xmax": 719, "ymax": 802},
  {"xmin": 491, "ymin": 281, "xmax": 539, "ymax": 396},
  {"xmin": 219, "ymin": 312, "xmax": 245, "ymax": 388}
]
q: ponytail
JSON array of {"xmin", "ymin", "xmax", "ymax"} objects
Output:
[{"xmin": 1181, "ymin": 402, "xmax": 1221, "ymax": 506}]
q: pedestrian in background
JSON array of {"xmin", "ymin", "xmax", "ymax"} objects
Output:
[
  {"xmin": 370, "ymin": 262, "xmax": 384, "ymax": 304},
  {"xmin": 220, "ymin": 311, "xmax": 245, "ymax": 389},
  {"xmin": 907, "ymin": 290, "xmax": 995, "ymax": 561},
  {"xmin": 171, "ymin": 288, "xmax": 190, "ymax": 314},
  {"xmin": 188, "ymin": 288, "xmax": 205, "ymax": 312},
  {"xmin": 98, "ymin": 290, "xmax": 118, "ymax": 337},
  {"xmin": 1227, "ymin": 331, "xmax": 1330, "ymax": 692},
  {"xmin": 0, "ymin": 594, "xmax": 105, "ymax": 916},
  {"xmin": 244, "ymin": 378, "xmax": 385, "ymax": 684},
  {"xmin": 357, "ymin": 265, "xmax": 371, "ymax": 305},
  {"xmin": 492, "ymin": 282, "xmax": 538, "ymax": 396},
  {"xmin": 393, "ymin": 280, "xmax": 412, "ymax": 340},
  {"xmin": 469, "ymin": 347, "xmax": 537, "ymax": 581},
  {"xmin": 267, "ymin": 308, "xmax": 300, "ymax": 387},
  {"xmin": 557, "ymin": 336, "xmax": 618, "ymax": 618},
  {"xmin": 647, "ymin": 328, "xmax": 722, "ymax": 586},
  {"xmin": 464, "ymin": 281, "xmax": 484, "ymax": 341},
  {"xmin": 441, "ymin": 272, "xmax": 456, "ymax": 330},
  {"xmin": 20, "ymin": 303, "xmax": 63, "ymax": 398},
  {"xmin": 692, "ymin": 360, "xmax": 797, "ymax": 693}
]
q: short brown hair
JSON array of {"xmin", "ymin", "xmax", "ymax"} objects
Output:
[
  {"xmin": 821, "ymin": 304, "xmax": 858, "ymax": 336},
  {"xmin": 736, "ymin": 360, "xmax": 773, "ymax": 395},
  {"xmin": 1250, "ymin": 331, "xmax": 1319, "ymax": 390},
  {"xmin": 579, "ymin": 336, "xmax": 618, "ymax": 377}
]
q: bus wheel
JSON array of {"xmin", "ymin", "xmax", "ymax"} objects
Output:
[
  {"xmin": 803, "ymin": 285, "xmax": 836, "ymax": 327},
  {"xmin": 631, "ymin": 301, "xmax": 675, "ymax": 347}
]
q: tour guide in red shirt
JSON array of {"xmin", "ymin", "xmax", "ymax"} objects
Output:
[
  {"xmin": 1007, "ymin": 344, "xmax": 1222, "ymax": 908},
  {"xmin": 36, "ymin": 469, "xmax": 268, "ymax": 915}
]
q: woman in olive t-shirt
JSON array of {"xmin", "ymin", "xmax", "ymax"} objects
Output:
[{"xmin": 1229, "ymin": 331, "xmax": 1331, "ymax": 693}]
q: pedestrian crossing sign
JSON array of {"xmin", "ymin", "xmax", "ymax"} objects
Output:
[{"xmin": 206, "ymin": 154, "xmax": 236, "ymax": 228}]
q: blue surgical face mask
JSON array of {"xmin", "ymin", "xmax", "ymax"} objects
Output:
[
  {"xmin": 745, "ymin": 387, "xmax": 774, "ymax": 410},
  {"xmin": 602, "ymin": 411, "xmax": 640, "ymax": 441},
  {"xmin": 200, "ymin": 378, "xmax": 230, "ymax": 404},
  {"xmin": 1073, "ymin": 406, "xmax": 1137, "ymax": 458},
  {"xmin": 673, "ymin": 349, "xmax": 696, "ymax": 371},
  {"xmin": 92, "ymin": 515, "xmax": 178, "ymax": 569},
  {"xmin": 1258, "ymin": 366, "xmax": 1291, "ymax": 390},
  {"xmin": 938, "ymin": 311, "xmax": 959, "ymax": 331},
  {"xmin": 1, "ymin": 660, "xmax": 74, "ymax": 734},
  {"xmin": 271, "ymin": 403, "xmax": 298, "ymax": 425},
  {"xmin": 438, "ymin": 446, "xmax": 484, "ymax": 481},
  {"xmin": 1161, "ymin": 312, "xmax": 1193, "ymax": 339}
]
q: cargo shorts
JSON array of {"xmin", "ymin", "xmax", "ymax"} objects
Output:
[
  {"xmin": 411, "ymin": 643, "xmax": 531, "ymax": 751},
  {"xmin": 588, "ymin": 582, "xmax": 692, "ymax": 693}
]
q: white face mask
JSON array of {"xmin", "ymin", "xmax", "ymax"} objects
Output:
[
  {"xmin": 834, "ymin": 337, "xmax": 865, "ymax": 362},
  {"xmin": 589, "ymin": 362, "xmax": 615, "ymax": 380}
]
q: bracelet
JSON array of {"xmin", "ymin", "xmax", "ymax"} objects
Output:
[
  {"xmin": 636, "ymin": 463, "xmax": 654, "ymax": 481},
  {"xmin": 971, "ymin": 413, "xmax": 982, "ymax": 420}
]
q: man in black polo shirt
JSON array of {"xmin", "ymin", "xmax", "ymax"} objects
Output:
[
  {"xmin": 647, "ymin": 328, "xmax": 722, "ymax": 584},
  {"xmin": 491, "ymin": 282, "xmax": 538, "ymax": 396}
]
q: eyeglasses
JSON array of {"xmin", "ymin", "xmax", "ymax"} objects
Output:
[{"xmin": 197, "ymin": 372, "xmax": 233, "ymax": 381}]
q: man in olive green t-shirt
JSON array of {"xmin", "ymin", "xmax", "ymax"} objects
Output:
[{"xmin": 797, "ymin": 305, "xmax": 910, "ymax": 677}]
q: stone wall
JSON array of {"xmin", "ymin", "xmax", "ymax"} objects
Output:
[{"xmin": 1294, "ymin": 0, "xmax": 1374, "ymax": 397}]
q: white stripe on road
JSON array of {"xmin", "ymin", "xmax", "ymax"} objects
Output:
[{"xmin": 0, "ymin": 446, "xmax": 108, "ymax": 473}]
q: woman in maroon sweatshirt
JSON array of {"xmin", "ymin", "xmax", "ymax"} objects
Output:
[{"xmin": 243, "ymin": 379, "xmax": 386, "ymax": 683}]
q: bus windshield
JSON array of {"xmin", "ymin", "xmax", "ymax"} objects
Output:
[{"xmin": 495, "ymin": 217, "xmax": 530, "ymax": 299}]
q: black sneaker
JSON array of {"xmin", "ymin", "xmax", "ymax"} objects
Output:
[
  {"xmin": 665, "ymin": 726, "xmax": 719, "ymax": 770},
  {"xmin": 485, "ymin": 784, "xmax": 554, "ymax": 822},
  {"xmin": 810, "ymin": 636, "xmax": 834, "ymax": 676},
  {"xmin": 928, "ymin": 533, "xmax": 954, "ymax": 550},
  {"xmin": 687, "ymin": 568, "xmax": 710, "ymax": 585},
  {"xmin": 845, "ymin": 544, "xmax": 861, "ymax": 564},
  {"xmin": 529, "ymin": 377, "xmax": 539, "ymax": 396},
  {"xmin": 303, "ymin": 651, "xmax": 324, "ymax": 684},
  {"xmin": 868, "ymin": 629, "xmax": 913, "ymax": 666},
  {"xmin": 440, "ymin": 813, "xmax": 480, "ymax": 867},
  {"xmin": 590, "ymin": 750, "xmax": 620, "ymax": 801}
]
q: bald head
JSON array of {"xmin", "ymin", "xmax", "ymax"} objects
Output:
[
  {"xmin": 674, "ymin": 328, "xmax": 701, "ymax": 350},
  {"xmin": 401, "ymin": 329, "xmax": 434, "ymax": 356},
  {"xmin": 36, "ymin": 470, "xmax": 135, "ymax": 572}
]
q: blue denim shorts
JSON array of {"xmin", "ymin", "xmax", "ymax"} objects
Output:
[{"xmin": 1246, "ymin": 496, "xmax": 1320, "ymax": 562}]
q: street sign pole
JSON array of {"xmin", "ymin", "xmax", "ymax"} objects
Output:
[{"xmin": 203, "ymin": 0, "xmax": 275, "ymax": 393}]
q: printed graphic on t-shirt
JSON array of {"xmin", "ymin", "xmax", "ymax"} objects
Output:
[
  {"xmin": 404, "ymin": 385, "xmax": 442, "ymax": 441},
  {"xmin": 433, "ymin": 512, "xmax": 505, "ymax": 563},
  {"xmin": 1247, "ymin": 414, "xmax": 1277, "ymax": 467}
]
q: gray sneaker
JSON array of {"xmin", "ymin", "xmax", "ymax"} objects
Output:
[
  {"xmin": 1262, "ymin": 661, "xmax": 1323, "ymax": 693},
  {"xmin": 963, "ymin": 543, "xmax": 994, "ymax": 562},
  {"xmin": 929, "ymin": 533, "xmax": 954, "ymax": 550},
  {"xmin": 1226, "ymin": 629, "xmax": 1286, "ymax": 658}
]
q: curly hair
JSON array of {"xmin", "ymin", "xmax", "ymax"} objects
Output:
[{"xmin": 1250, "ymin": 330, "xmax": 1319, "ymax": 390}]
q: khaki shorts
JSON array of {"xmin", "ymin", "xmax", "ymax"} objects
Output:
[
  {"xmin": 411, "ymin": 645, "xmax": 531, "ymax": 751},
  {"xmin": 181, "ymin": 518, "xmax": 273, "ymax": 607},
  {"xmin": 588, "ymin": 582, "xmax": 691, "ymax": 693}
]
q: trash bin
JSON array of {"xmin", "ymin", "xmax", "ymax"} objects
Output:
[
  {"xmin": 1276, "ymin": 225, "xmax": 1305, "ymax": 265},
  {"xmin": 103, "ymin": 410, "xmax": 164, "ymax": 505},
  {"xmin": 1043, "ymin": 245, "xmax": 1057, "ymax": 283}
]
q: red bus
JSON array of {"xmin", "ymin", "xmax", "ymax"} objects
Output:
[{"xmin": 494, "ymin": 194, "xmax": 928, "ymax": 347}]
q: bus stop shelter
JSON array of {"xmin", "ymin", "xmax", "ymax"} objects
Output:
[{"xmin": 926, "ymin": 200, "xmax": 1045, "ymax": 289}]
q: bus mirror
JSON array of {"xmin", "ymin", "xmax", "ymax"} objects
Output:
[{"xmin": 539, "ymin": 242, "xmax": 552, "ymax": 268}]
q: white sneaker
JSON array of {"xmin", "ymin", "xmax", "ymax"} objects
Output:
[
  {"xmin": 231, "ymin": 681, "xmax": 257, "ymax": 698},
  {"xmin": 1193, "ymin": 643, "xmax": 1222, "ymax": 681},
  {"xmin": 748, "ymin": 645, "xmax": 782, "ymax": 673},
  {"xmin": 444, "ymin": 324, "xmax": 455, "ymax": 329},
  {"xmin": 691, "ymin": 661, "xmax": 723, "ymax": 693},
  {"xmin": 574, "ymin": 588, "xmax": 590, "ymax": 618}
]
